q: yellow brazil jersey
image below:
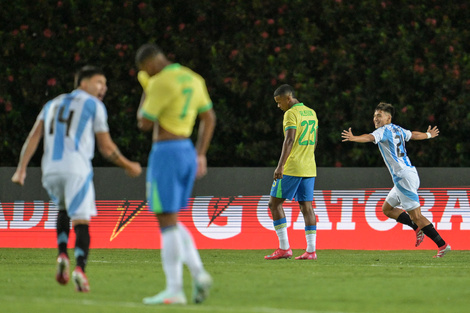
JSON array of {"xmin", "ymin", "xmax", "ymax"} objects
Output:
[
  {"xmin": 283, "ymin": 103, "xmax": 318, "ymax": 177},
  {"xmin": 138, "ymin": 63, "xmax": 213, "ymax": 137}
]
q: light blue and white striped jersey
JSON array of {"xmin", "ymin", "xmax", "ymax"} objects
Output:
[
  {"xmin": 371, "ymin": 123, "xmax": 413, "ymax": 178},
  {"xmin": 38, "ymin": 89, "xmax": 109, "ymax": 176}
]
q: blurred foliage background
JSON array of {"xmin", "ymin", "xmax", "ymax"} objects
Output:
[{"xmin": 1, "ymin": 0, "xmax": 469, "ymax": 168}]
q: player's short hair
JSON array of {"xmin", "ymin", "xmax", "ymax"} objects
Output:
[
  {"xmin": 274, "ymin": 84, "xmax": 296, "ymax": 98},
  {"xmin": 376, "ymin": 102, "xmax": 395, "ymax": 118},
  {"xmin": 135, "ymin": 43, "xmax": 163, "ymax": 67},
  {"xmin": 74, "ymin": 65, "xmax": 105, "ymax": 88}
]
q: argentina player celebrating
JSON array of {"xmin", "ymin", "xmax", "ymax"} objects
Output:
[
  {"xmin": 341, "ymin": 102, "xmax": 450, "ymax": 258},
  {"xmin": 12, "ymin": 66, "xmax": 142, "ymax": 292}
]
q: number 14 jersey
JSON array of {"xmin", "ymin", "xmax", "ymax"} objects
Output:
[
  {"xmin": 39, "ymin": 89, "xmax": 109, "ymax": 176},
  {"xmin": 371, "ymin": 123, "xmax": 414, "ymax": 178}
]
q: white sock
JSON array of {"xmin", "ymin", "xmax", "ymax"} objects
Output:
[
  {"xmin": 177, "ymin": 223, "xmax": 204, "ymax": 278},
  {"xmin": 274, "ymin": 218, "xmax": 289, "ymax": 250},
  {"xmin": 276, "ymin": 228, "xmax": 290, "ymax": 250},
  {"xmin": 305, "ymin": 226, "xmax": 317, "ymax": 253},
  {"xmin": 161, "ymin": 226, "xmax": 183, "ymax": 293}
]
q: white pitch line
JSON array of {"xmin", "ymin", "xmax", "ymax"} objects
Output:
[
  {"xmin": 86, "ymin": 259, "xmax": 468, "ymax": 269},
  {"xmin": 0, "ymin": 295, "xmax": 355, "ymax": 313}
]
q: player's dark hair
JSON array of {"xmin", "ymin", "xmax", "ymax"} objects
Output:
[
  {"xmin": 135, "ymin": 43, "xmax": 163, "ymax": 67},
  {"xmin": 74, "ymin": 65, "xmax": 105, "ymax": 88},
  {"xmin": 274, "ymin": 84, "xmax": 296, "ymax": 98},
  {"xmin": 376, "ymin": 102, "xmax": 395, "ymax": 118}
]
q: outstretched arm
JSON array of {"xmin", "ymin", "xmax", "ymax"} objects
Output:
[
  {"xmin": 411, "ymin": 125, "xmax": 439, "ymax": 140},
  {"xmin": 341, "ymin": 127, "xmax": 374, "ymax": 143},
  {"xmin": 11, "ymin": 119, "xmax": 44, "ymax": 186}
]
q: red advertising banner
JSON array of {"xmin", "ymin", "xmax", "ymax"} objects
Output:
[{"xmin": 0, "ymin": 188, "xmax": 469, "ymax": 250}]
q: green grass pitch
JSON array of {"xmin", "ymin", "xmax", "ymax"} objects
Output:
[{"xmin": 1, "ymin": 248, "xmax": 469, "ymax": 313}]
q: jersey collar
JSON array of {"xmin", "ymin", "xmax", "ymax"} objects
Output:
[
  {"xmin": 162, "ymin": 63, "xmax": 181, "ymax": 71},
  {"xmin": 291, "ymin": 102, "xmax": 304, "ymax": 108}
]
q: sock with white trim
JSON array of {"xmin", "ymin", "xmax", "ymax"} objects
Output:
[
  {"xmin": 305, "ymin": 225, "xmax": 317, "ymax": 253},
  {"xmin": 274, "ymin": 218, "xmax": 289, "ymax": 250}
]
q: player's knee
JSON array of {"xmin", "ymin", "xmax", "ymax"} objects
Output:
[
  {"xmin": 268, "ymin": 199, "xmax": 283, "ymax": 213},
  {"xmin": 299, "ymin": 205, "xmax": 313, "ymax": 216},
  {"xmin": 268, "ymin": 199, "xmax": 276, "ymax": 210},
  {"xmin": 381, "ymin": 203, "xmax": 393, "ymax": 217}
]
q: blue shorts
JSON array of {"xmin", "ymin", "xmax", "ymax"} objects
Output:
[
  {"xmin": 146, "ymin": 139, "xmax": 197, "ymax": 214},
  {"xmin": 270, "ymin": 175, "xmax": 315, "ymax": 201}
]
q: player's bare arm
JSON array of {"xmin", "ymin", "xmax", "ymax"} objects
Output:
[
  {"xmin": 11, "ymin": 119, "xmax": 44, "ymax": 186},
  {"xmin": 96, "ymin": 132, "xmax": 142, "ymax": 177},
  {"xmin": 274, "ymin": 128, "xmax": 295, "ymax": 180},
  {"xmin": 411, "ymin": 125, "xmax": 439, "ymax": 140},
  {"xmin": 341, "ymin": 127, "xmax": 374, "ymax": 143},
  {"xmin": 136, "ymin": 93, "xmax": 154, "ymax": 132},
  {"xmin": 195, "ymin": 108, "xmax": 216, "ymax": 179}
]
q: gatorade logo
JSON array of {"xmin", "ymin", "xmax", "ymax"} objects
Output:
[{"xmin": 110, "ymin": 200, "xmax": 146, "ymax": 241}]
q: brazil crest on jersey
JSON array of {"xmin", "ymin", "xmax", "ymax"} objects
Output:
[{"xmin": 283, "ymin": 103, "xmax": 318, "ymax": 177}]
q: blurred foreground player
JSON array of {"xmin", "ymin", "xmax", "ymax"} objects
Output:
[
  {"xmin": 341, "ymin": 102, "xmax": 450, "ymax": 258},
  {"xmin": 135, "ymin": 44, "xmax": 216, "ymax": 305},
  {"xmin": 12, "ymin": 66, "xmax": 142, "ymax": 291}
]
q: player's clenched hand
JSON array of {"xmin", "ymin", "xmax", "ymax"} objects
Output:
[
  {"xmin": 273, "ymin": 166, "xmax": 283, "ymax": 180},
  {"xmin": 341, "ymin": 127, "xmax": 354, "ymax": 142},
  {"xmin": 196, "ymin": 155, "xmax": 207, "ymax": 179},
  {"xmin": 11, "ymin": 170, "xmax": 26, "ymax": 186},
  {"xmin": 125, "ymin": 161, "xmax": 142, "ymax": 178}
]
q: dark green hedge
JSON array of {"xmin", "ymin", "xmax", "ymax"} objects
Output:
[{"xmin": 2, "ymin": 1, "xmax": 469, "ymax": 168}]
